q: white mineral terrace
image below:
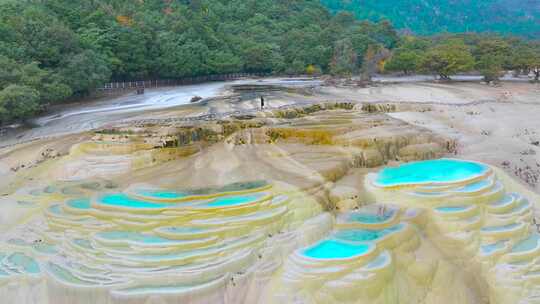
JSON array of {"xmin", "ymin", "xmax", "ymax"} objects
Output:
[{"xmin": 2, "ymin": 159, "xmax": 540, "ymax": 303}]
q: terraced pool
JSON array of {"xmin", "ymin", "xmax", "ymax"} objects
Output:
[
  {"xmin": 302, "ymin": 240, "xmax": 372, "ymax": 259},
  {"xmin": 481, "ymin": 223, "xmax": 521, "ymax": 233},
  {"xmin": 511, "ymin": 234, "xmax": 540, "ymax": 253},
  {"xmin": 99, "ymin": 194, "xmax": 169, "ymax": 209},
  {"xmin": 333, "ymin": 224, "xmax": 404, "ymax": 242},
  {"xmin": 435, "ymin": 205, "xmax": 472, "ymax": 213},
  {"xmin": 96, "ymin": 231, "xmax": 186, "ymax": 245},
  {"xmin": 375, "ymin": 159, "xmax": 488, "ymax": 187},
  {"xmin": 136, "ymin": 190, "xmax": 187, "ymax": 199},
  {"xmin": 199, "ymin": 194, "xmax": 265, "ymax": 208},
  {"xmin": 66, "ymin": 198, "xmax": 92, "ymax": 210},
  {"xmin": 481, "ymin": 241, "xmax": 508, "ymax": 255},
  {"xmin": 346, "ymin": 212, "xmax": 394, "ymax": 224}
]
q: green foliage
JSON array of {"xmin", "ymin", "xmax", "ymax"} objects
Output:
[
  {"xmin": 385, "ymin": 49, "xmax": 422, "ymax": 74},
  {"xmin": 0, "ymin": 0, "xmax": 538, "ymax": 124},
  {"xmin": 60, "ymin": 50, "xmax": 111, "ymax": 94},
  {"xmin": 476, "ymin": 54, "xmax": 504, "ymax": 82},
  {"xmin": 472, "ymin": 38, "xmax": 511, "ymax": 82},
  {"xmin": 0, "ymin": 85, "xmax": 40, "ymax": 122},
  {"xmin": 321, "ymin": 0, "xmax": 540, "ymax": 38},
  {"xmin": 0, "ymin": 0, "xmax": 402, "ymax": 123},
  {"xmin": 330, "ymin": 39, "xmax": 357, "ymax": 76},
  {"xmin": 420, "ymin": 39, "xmax": 475, "ymax": 79},
  {"xmin": 507, "ymin": 42, "xmax": 540, "ymax": 76}
]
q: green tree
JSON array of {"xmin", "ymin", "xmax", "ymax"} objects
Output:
[
  {"xmin": 508, "ymin": 43, "xmax": 540, "ymax": 77},
  {"xmin": 60, "ymin": 50, "xmax": 111, "ymax": 94},
  {"xmin": 472, "ymin": 39, "xmax": 511, "ymax": 82},
  {"xmin": 158, "ymin": 39, "xmax": 211, "ymax": 77},
  {"xmin": 386, "ymin": 49, "xmax": 422, "ymax": 74},
  {"xmin": 0, "ymin": 85, "xmax": 40, "ymax": 122},
  {"xmin": 242, "ymin": 43, "xmax": 284, "ymax": 73},
  {"xmin": 421, "ymin": 39, "xmax": 475, "ymax": 80},
  {"xmin": 0, "ymin": 55, "xmax": 18, "ymax": 89},
  {"xmin": 207, "ymin": 50, "xmax": 242, "ymax": 74},
  {"xmin": 399, "ymin": 36, "xmax": 431, "ymax": 51},
  {"xmin": 476, "ymin": 54, "xmax": 504, "ymax": 82},
  {"xmin": 330, "ymin": 38, "xmax": 357, "ymax": 76}
]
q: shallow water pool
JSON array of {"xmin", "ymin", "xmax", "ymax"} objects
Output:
[
  {"xmin": 333, "ymin": 224, "xmax": 403, "ymax": 242},
  {"xmin": 481, "ymin": 240, "xmax": 507, "ymax": 255},
  {"xmin": 346, "ymin": 212, "xmax": 394, "ymax": 224},
  {"xmin": 302, "ymin": 240, "xmax": 371, "ymax": 259},
  {"xmin": 99, "ymin": 194, "xmax": 168, "ymax": 209},
  {"xmin": 455, "ymin": 179, "xmax": 491, "ymax": 193},
  {"xmin": 161, "ymin": 227, "xmax": 205, "ymax": 233},
  {"xmin": 364, "ymin": 252, "xmax": 390, "ymax": 269},
  {"xmin": 7, "ymin": 253, "xmax": 40, "ymax": 274},
  {"xmin": 375, "ymin": 159, "xmax": 488, "ymax": 187},
  {"xmin": 435, "ymin": 206, "xmax": 471, "ymax": 213},
  {"xmin": 48, "ymin": 204, "xmax": 63, "ymax": 215},
  {"xmin": 136, "ymin": 190, "xmax": 187, "ymax": 199},
  {"xmin": 489, "ymin": 194, "xmax": 515, "ymax": 207},
  {"xmin": 66, "ymin": 198, "xmax": 92, "ymax": 210},
  {"xmin": 96, "ymin": 231, "xmax": 179, "ymax": 244},
  {"xmin": 202, "ymin": 194, "xmax": 263, "ymax": 208},
  {"xmin": 511, "ymin": 234, "xmax": 540, "ymax": 253}
]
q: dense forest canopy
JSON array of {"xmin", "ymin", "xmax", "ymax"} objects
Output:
[
  {"xmin": 321, "ymin": 0, "xmax": 540, "ymax": 37},
  {"xmin": 0, "ymin": 0, "xmax": 401, "ymax": 123},
  {"xmin": 0, "ymin": 0, "xmax": 538, "ymax": 125}
]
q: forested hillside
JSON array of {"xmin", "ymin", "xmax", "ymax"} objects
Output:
[
  {"xmin": 0, "ymin": 0, "xmax": 400, "ymax": 123},
  {"xmin": 0, "ymin": 0, "xmax": 538, "ymax": 125},
  {"xmin": 321, "ymin": 0, "xmax": 540, "ymax": 37}
]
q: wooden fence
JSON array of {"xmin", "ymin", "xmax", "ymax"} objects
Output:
[{"xmin": 97, "ymin": 73, "xmax": 268, "ymax": 95}]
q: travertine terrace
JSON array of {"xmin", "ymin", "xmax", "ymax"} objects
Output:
[{"xmin": 1, "ymin": 82, "xmax": 540, "ymax": 304}]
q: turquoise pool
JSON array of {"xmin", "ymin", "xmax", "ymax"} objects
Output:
[
  {"xmin": 435, "ymin": 206, "xmax": 471, "ymax": 213},
  {"xmin": 511, "ymin": 234, "xmax": 539, "ymax": 253},
  {"xmin": 333, "ymin": 224, "xmax": 403, "ymax": 242},
  {"xmin": 202, "ymin": 194, "xmax": 262, "ymax": 208},
  {"xmin": 66, "ymin": 198, "xmax": 92, "ymax": 210},
  {"xmin": 136, "ymin": 190, "xmax": 187, "ymax": 199},
  {"xmin": 97, "ymin": 193, "xmax": 263, "ymax": 209},
  {"xmin": 7, "ymin": 253, "xmax": 40, "ymax": 274},
  {"xmin": 99, "ymin": 194, "xmax": 168, "ymax": 209},
  {"xmin": 160, "ymin": 227, "xmax": 205, "ymax": 233},
  {"xmin": 302, "ymin": 240, "xmax": 371, "ymax": 259},
  {"xmin": 481, "ymin": 241, "xmax": 507, "ymax": 255},
  {"xmin": 48, "ymin": 204, "xmax": 63, "ymax": 215},
  {"xmin": 455, "ymin": 179, "xmax": 491, "ymax": 193},
  {"xmin": 375, "ymin": 159, "xmax": 488, "ymax": 187},
  {"xmin": 347, "ymin": 212, "xmax": 394, "ymax": 224},
  {"xmin": 96, "ymin": 231, "xmax": 180, "ymax": 244}
]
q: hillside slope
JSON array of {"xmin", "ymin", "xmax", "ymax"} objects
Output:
[{"xmin": 321, "ymin": 0, "xmax": 540, "ymax": 37}]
